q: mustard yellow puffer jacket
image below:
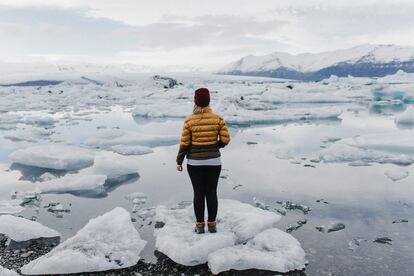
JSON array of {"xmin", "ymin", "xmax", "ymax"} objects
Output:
[{"xmin": 176, "ymin": 107, "xmax": 230, "ymax": 165}]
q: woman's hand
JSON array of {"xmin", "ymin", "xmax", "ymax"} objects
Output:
[{"xmin": 176, "ymin": 164, "xmax": 183, "ymax": 172}]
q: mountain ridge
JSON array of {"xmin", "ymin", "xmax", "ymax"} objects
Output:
[{"xmin": 218, "ymin": 44, "xmax": 414, "ymax": 80}]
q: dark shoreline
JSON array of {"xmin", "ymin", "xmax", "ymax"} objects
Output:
[{"xmin": 1, "ymin": 241, "xmax": 306, "ymax": 276}]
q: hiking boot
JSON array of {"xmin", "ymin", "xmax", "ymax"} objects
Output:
[
  {"xmin": 207, "ymin": 221, "xmax": 217, "ymax": 233},
  {"xmin": 194, "ymin": 222, "xmax": 205, "ymax": 234}
]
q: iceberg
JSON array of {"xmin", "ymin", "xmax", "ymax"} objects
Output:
[
  {"xmin": 372, "ymin": 84, "xmax": 414, "ymax": 104},
  {"xmin": 0, "ymin": 215, "xmax": 60, "ymax": 248},
  {"xmin": 208, "ymin": 228, "xmax": 306, "ymax": 274},
  {"xmin": 8, "ymin": 144, "xmax": 94, "ymax": 170},
  {"xmin": 21, "ymin": 207, "xmax": 146, "ymax": 274},
  {"xmin": 154, "ymin": 199, "xmax": 282, "ymax": 266},
  {"xmin": 0, "ymin": 199, "xmax": 24, "ymax": 214},
  {"xmin": 395, "ymin": 106, "xmax": 414, "ymax": 125}
]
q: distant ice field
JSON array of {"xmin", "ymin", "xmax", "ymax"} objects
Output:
[{"xmin": 0, "ymin": 72, "xmax": 413, "ymax": 275}]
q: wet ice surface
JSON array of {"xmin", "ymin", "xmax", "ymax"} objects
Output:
[{"xmin": 0, "ymin": 73, "xmax": 413, "ymax": 275}]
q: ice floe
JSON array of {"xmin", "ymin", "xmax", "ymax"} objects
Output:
[
  {"xmin": 384, "ymin": 167, "xmax": 409, "ymax": 181},
  {"xmin": 0, "ymin": 199, "xmax": 24, "ymax": 214},
  {"xmin": 372, "ymin": 84, "xmax": 414, "ymax": 104},
  {"xmin": 395, "ymin": 106, "xmax": 414, "ymax": 125},
  {"xmin": 21, "ymin": 207, "xmax": 146, "ymax": 274},
  {"xmin": 109, "ymin": 144, "xmax": 153, "ymax": 155},
  {"xmin": 321, "ymin": 133, "xmax": 414, "ymax": 165},
  {"xmin": 125, "ymin": 192, "xmax": 148, "ymax": 204},
  {"xmin": 3, "ymin": 128, "xmax": 54, "ymax": 143},
  {"xmin": 208, "ymin": 228, "xmax": 306, "ymax": 274},
  {"xmin": 84, "ymin": 129, "xmax": 177, "ymax": 148},
  {"xmin": 84, "ymin": 151, "xmax": 139, "ymax": 181},
  {"xmin": 154, "ymin": 199, "xmax": 305, "ymax": 273},
  {"xmin": 8, "ymin": 144, "xmax": 94, "ymax": 170},
  {"xmin": 0, "ymin": 215, "xmax": 60, "ymax": 245},
  {"xmin": 221, "ymin": 105, "xmax": 342, "ymax": 126},
  {"xmin": 36, "ymin": 174, "xmax": 107, "ymax": 195}
]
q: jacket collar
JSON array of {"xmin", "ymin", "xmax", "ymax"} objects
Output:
[{"xmin": 203, "ymin": 106, "xmax": 212, "ymax": 113}]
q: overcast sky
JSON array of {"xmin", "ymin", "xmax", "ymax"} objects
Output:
[{"xmin": 1, "ymin": 0, "xmax": 414, "ymax": 70}]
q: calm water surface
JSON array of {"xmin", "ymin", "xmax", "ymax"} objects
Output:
[{"xmin": 0, "ymin": 103, "xmax": 413, "ymax": 276}]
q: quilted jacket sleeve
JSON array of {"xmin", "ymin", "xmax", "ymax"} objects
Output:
[
  {"xmin": 176, "ymin": 120, "xmax": 191, "ymax": 165},
  {"xmin": 217, "ymin": 117, "xmax": 230, "ymax": 148}
]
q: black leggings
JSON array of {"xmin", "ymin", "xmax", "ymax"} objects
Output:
[{"xmin": 187, "ymin": 165, "xmax": 221, "ymax": 222}]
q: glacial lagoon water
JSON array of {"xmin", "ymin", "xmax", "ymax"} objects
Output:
[{"xmin": 0, "ymin": 96, "xmax": 413, "ymax": 275}]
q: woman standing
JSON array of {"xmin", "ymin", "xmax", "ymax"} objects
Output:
[{"xmin": 176, "ymin": 88, "xmax": 231, "ymax": 234}]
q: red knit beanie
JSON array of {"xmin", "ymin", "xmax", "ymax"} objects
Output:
[{"xmin": 194, "ymin": 88, "xmax": 210, "ymax": 107}]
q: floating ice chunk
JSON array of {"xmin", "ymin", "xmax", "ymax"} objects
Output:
[
  {"xmin": 136, "ymin": 207, "xmax": 156, "ymax": 220},
  {"xmin": 348, "ymin": 161, "xmax": 371, "ymax": 167},
  {"xmin": 384, "ymin": 168, "xmax": 409, "ymax": 181},
  {"xmin": 0, "ymin": 215, "xmax": 60, "ymax": 243},
  {"xmin": 373, "ymin": 237, "xmax": 392, "ymax": 245},
  {"xmin": 223, "ymin": 106, "xmax": 342, "ymax": 125},
  {"xmin": 286, "ymin": 219, "xmax": 307, "ymax": 233},
  {"xmin": 4, "ymin": 128, "xmax": 54, "ymax": 142},
  {"xmin": 132, "ymin": 101, "xmax": 192, "ymax": 118},
  {"xmin": 154, "ymin": 199, "xmax": 281, "ymax": 266},
  {"xmin": 125, "ymin": 192, "xmax": 148, "ymax": 203},
  {"xmin": 21, "ymin": 207, "xmax": 146, "ymax": 274},
  {"xmin": 395, "ymin": 106, "xmax": 414, "ymax": 125},
  {"xmin": 0, "ymin": 199, "xmax": 24, "ymax": 214},
  {"xmin": 378, "ymin": 70, "xmax": 414, "ymax": 84},
  {"xmin": 372, "ymin": 84, "xmax": 414, "ymax": 104},
  {"xmin": 321, "ymin": 143, "xmax": 414, "ymax": 165},
  {"xmin": 38, "ymin": 172, "xmax": 58, "ymax": 181},
  {"xmin": 110, "ymin": 145, "xmax": 153, "ymax": 155},
  {"xmin": 85, "ymin": 129, "xmax": 177, "ymax": 148},
  {"xmin": 342, "ymin": 132, "xmax": 414, "ymax": 154},
  {"xmin": 208, "ymin": 228, "xmax": 306, "ymax": 274},
  {"xmin": 348, "ymin": 237, "xmax": 367, "ymax": 251},
  {"xmin": 327, "ymin": 222, "xmax": 345, "ymax": 233},
  {"xmin": 86, "ymin": 151, "xmax": 139, "ymax": 180},
  {"xmin": 0, "ymin": 113, "xmax": 23, "ymax": 130},
  {"xmin": 253, "ymin": 197, "xmax": 269, "ymax": 210},
  {"xmin": 24, "ymin": 116, "xmax": 56, "ymax": 126},
  {"xmin": 9, "ymin": 144, "xmax": 94, "ymax": 170},
  {"xmin": 0, "ymin": 265, "xmax": 19, "ymax": 276},
  {"xmin": 392, "ymin": 219, "xmax": 408, "ymax": 224},
  {"xmin": 316, "ymin": 222, "xmax": 345, "ymax": 233},
  {"xmin": 277, "ymin": 201, "xmax": 311, "ymax": 215},
  {"xmin": 37, "ymin": 174, "xmax": 107, "ymax": 195}
]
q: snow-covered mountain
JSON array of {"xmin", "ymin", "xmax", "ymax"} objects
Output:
[{"xmin": 218, "ymin": 44, "xmax": 414, "ymax": 81}]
